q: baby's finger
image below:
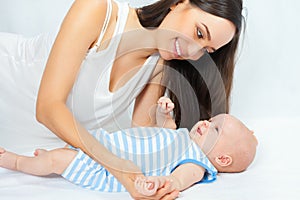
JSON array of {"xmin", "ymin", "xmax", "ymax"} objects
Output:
[
  {"xmin": 158, "ymin": 96, "xmax": 172, "ymax": 104},
  {"xmin": 157, "ymin": 102, "xmax": 168, "ymax": 112},
  {"xmin": 157, "ymin": 96, "xmax": 167, "ymax": 103},
  {"xmin": 166, "ymin": 102, "xmax": 174, "ymax": 110},
  {"xmin": 153, "ymin": 180, "xmax": 173, "ymax": 199}
]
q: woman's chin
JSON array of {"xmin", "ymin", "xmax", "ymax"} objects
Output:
[{"xmin": 159, "ymin": 50, "xmax": 181, "ymax": 61}]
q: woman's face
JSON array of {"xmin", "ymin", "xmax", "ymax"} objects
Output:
[{"xmin": 157, "ymin": 0, "xmax": 236, "ymax": 60}]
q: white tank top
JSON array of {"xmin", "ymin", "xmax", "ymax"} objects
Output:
[{"xmin": 67, "ymin": 0, "xmax": 160, "ymax": 132}]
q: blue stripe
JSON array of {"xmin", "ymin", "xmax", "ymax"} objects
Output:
[
  {"xmin": 105, "ymin": 133, "xmax": 112, "ymax": 152},
  {"xmin": 139, "ymin": 128, "xmax": 145, "ymax": 172},
  {"xmin": 130, "ymin": 129, "xmax": 137, "ymax": 164},
  {"xmin": 67, "ymin": 152, "xmax": 85, "ymax": 181},
  {"xmin": 184, "ymin": 132, "xmax": 189, "ymax": 159},
  {"xmin": 146, "ymin": 128, "xmax": 153, "ymax": 176},
  {"xmin": 113, "ymin": 132, "xmax": 121, "ymax": 157},
  {"xmin": 192, "ymin": 143, "xmax": 197, "ymax": 160},
  {"xmin": 88, "ymin": 162, "xmax": 101, "ymax": 189},
  {"xmin": 79, "ymin": 157, "xmax": 93, "ymax": 186},
  {"xmin": 72, "ymin": 160, "xmax": 87, "ymax": 183},
  {"xmin": 108, "ymin": 174, "xmax": 114, "ymax": 192},
  {"xmin": 91, "ymin": 170, "xmax": 102, "ymax": 190},
  {"xmin": 167, "ymin": 129, "xmax": 175, "ymax": 168},
  {"xmin": 177, "ymin": 131, "xmax": 183, "ymax": 168},
  {"xmin": 155, "ymin": 131, "xmax": 160, "ymax": 173},
  {"xmin": 64, "ymin": 158, "xmax": 80, "ymax": 180},
  {"xmin": 163, "ymin": 129, "xmax": 168, "ymax": 169},
  {"xmin": 99, "ymin": 169, "xmax": 108, "ymax": 191},
  {"xmin": 121, "ymin": 132, "xmax": 129, "ymax": 160},
  {"xmin": 116, "ymin": 180, "xmax": 122, "ymax": 192},
  {"xmin": 89, "ymin": 132, "xmax": 106, "ymax": 190}
]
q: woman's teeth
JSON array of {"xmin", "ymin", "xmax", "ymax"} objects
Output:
[{"xmin": 175, "ymin": 39, "xmax": 182, "ymax": 56}]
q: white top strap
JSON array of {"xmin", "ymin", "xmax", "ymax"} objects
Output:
[{"xmin": 94, "ymin": 0, "xmax": 112, "ymax": 48}]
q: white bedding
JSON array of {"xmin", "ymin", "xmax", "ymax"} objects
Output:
[
  {"xmin": 1, "ymin": 0, "xmax": 300, "ymax": 199},
  {"xmin": 1, "ymin": 117, "xmax": 299, "ymax": 200}
]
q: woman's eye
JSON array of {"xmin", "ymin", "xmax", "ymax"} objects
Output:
[{"xmin": 196, "ymin": 27, "xmax": 203, "ymax": 39}]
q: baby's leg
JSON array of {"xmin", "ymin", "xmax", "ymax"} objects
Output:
[
  {"xmin": 134, "ymin": 176, "xmax": 172, "ymax": 196},
  {"xmin": 0, "ymin": 147, "xmax": 18, "ymax": 170},
  {"xmin": 0, "ymin": 147, "xmax": 77, "ymax": 176}
]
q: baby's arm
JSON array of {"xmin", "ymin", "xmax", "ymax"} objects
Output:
[
  {"xmin": 135, "ymin": 163, "xmax": 205, "ymax": 196},
  {"xmin": 156, "ymin": 96, "xmax": 177, "ymax": 129}
]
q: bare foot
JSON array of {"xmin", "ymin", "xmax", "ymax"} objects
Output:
[{"xmin": 0, "ymin": 147, "xmax": 18, "ymax": 170}]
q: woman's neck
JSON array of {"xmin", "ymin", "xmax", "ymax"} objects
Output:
[{"xmin": 116, "ymin": 7, "xmax": 159, "ymax": 59}]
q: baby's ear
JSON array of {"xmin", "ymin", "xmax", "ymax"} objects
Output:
[
  {"xmin": 214, "ymin": 155, "xmax": 232, "ymax": 167},
  {"xmin": 249, "ymin": 130, "xmax": 258, "ymax": 146}
]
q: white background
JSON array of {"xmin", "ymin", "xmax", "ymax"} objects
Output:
[
  {"xmin": 231, "ymin": 0, "xmax": 300, "ymax": 120},
  {"xmin": 1, "ymin": 0, "xmax": 299, "ymax": 121},
  {"xmin": 0, "ymin": 1, "xmax": 300, "ymax": 200}
]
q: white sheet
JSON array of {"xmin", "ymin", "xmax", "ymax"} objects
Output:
[
  {"xmin": 1, "ymin": 0, "xmax": 300, "ymax": 199},
  {"xmin": 1, "ymin": 117, "xmax": 299, "ymax": 200}
]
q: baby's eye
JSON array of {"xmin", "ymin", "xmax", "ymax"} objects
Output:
[{"xmin": 196, "ymin": 27, "xmax": 204, "ymax": 39}]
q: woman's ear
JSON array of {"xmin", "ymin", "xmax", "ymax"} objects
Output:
[
  {"xmin": 215, "ymin": 155, "xmax": 232, "ymax": 167},
  {"xmin": 170, "ymin": 3, "xmax": 177, "ymax": 11},
  {"xmin": 170, "ymin": 0, "xmax": 188, "ymax": 11}
]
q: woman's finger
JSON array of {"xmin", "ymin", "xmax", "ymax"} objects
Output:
[
  {"xmin": 153, "ymin": 180, "xmax": 174, "ymax": 199},
  {"xmin": 160, "ymin": 190, "xmax": 180, "ymax": 200}
]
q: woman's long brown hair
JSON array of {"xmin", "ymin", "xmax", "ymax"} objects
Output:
[{"xmin": 137, "ymin": 0, "xmax": 244, "ymax": 129}]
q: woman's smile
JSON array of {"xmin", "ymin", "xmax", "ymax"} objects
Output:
[{"xmin": 174, "ymin": 38, "xmax": 182, "ymax": 57}]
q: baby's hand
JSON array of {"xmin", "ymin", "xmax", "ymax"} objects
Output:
[
  {"xmin": 134, "ymin": 176, "xmax": 174, "ymax": 197},
  {"xmin": 156, "ymin": 97, "xmax": 176, "ymax": 129},
  {"xmin": 157, "ymin": 96, "xmax": 174, "ymax": 114}
]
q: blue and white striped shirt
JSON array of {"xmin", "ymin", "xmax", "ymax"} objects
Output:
[{"xmin": 61, "ymin": 127, "xmax": 217, "ymax": 192}]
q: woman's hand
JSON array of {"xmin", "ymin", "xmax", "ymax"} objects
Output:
[
  {"xmin": 134, "ymin": 176, "xmax": 180, "ymax": 199},
  {"xmin": 99, "ymin": 158, "xmax": 179, "ymax": 200},
  {"xmin": 130, "ymin": 182, "xmax": 179, "ymax": 200}
]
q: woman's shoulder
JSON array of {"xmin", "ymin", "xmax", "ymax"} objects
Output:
[
  {"xmin": 71, "ymin": 0, "xmax": 109, "ymax": 15},
  {"xmin": 59, "ymin": 0, "xmax": 111, "ymax": 40}
]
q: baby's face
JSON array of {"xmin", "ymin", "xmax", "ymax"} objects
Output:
[{"xmin": 189, "ymin": 114, "xmax": 258, "ymax": 155}]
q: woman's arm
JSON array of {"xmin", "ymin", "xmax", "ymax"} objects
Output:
[
  {"xmin": 36, "ymin": 0, "xmax": 134, "ymax": 182},
  {"xmin": 35, "ymin": 0, "xmax": 177, "ymax": 199},
  {"xmin": 36, "ymin": 0, "xmax": 107, "ymax": 147},
  {"xmin": 132, "ymin": 61, "xmax": 166, "ymax": 127},
  {"xmin": 35, "ymin": 0, "xmax": 177, "ymax": 198}
]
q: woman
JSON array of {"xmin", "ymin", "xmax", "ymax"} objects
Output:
[{"xmin": 0, "ymin": 0, "xmax": 243, "ymax": 199}]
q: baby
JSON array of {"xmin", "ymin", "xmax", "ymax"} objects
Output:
[{"xmin": 0, "ymin": 97, "xmax": 258, "ymax": 195}]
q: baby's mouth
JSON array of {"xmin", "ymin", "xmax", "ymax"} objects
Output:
[{"xmin": 196, "ymin": 126, "xmax": 203, "ymax": 136}]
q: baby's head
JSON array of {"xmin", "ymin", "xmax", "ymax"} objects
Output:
[{"xmin": 189, "ymin": 114, "xmax": 258, "ymax": 173}]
